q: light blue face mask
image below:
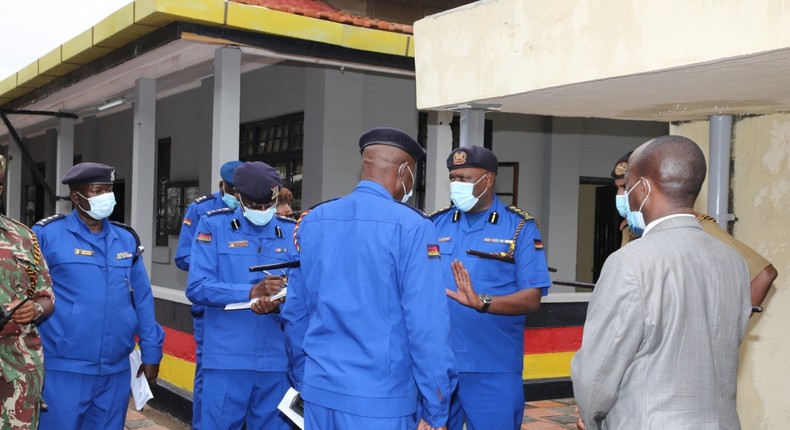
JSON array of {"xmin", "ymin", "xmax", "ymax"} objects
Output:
[
  {"xmin": 615, "ymin": 194, "xmax": 628, "ymax": 218},
  {"xmin": 222, "ymin": 191, "xmax": 240, "ymax": 210},
  {"xmin": 624, "ymin": 179, "xmax": 650, "ymax": 237},
  {"xmin": 77, "ymin": 191, "xmax": 116, "ymax": 220},
  {"xmin": 240, "ymin": 198, "xmax": 276, "ymax": 226},
  {"xmin": 450, "ymin": 174, "xmax": 488, "ymax": 212},
  {"xmin": 398, "ymin": 163, "xmax": 415, "ymax": 204}
]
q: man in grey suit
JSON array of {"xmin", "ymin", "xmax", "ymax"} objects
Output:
[{"xmin": 571, "ymin": 135, "xmax": 752, "ymax": 430}]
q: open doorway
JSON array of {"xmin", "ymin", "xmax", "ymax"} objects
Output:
[{"xmin": 576, "ymin": 177, "xmax": 621, "ymax": 283}]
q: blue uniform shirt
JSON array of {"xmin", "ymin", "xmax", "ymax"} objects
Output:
[
  {"xmin": 186, "ymin": 208, "xmax": 297, "ymax": 371},
  {"xmin": 282, "ymin": 180, "xmax": 457, "ymax": 427},
  {"xmin": 431, "ymin": 195, "xmax": 551, "ymax": 373},
  {"xmin": 33, "ymin": 211, "xmax": 164, "ymax": 375},
  {"xmin": 175, "ymin": 192, "xmax": 227, "ymax": 271}
]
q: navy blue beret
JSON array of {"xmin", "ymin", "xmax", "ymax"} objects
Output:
[
  {"xmin": 446, "ymin": 146, "xmax": 498, "ymax": 174},
  {"xmin": 610, "ymin": 151, "xmax": 633, "ymax": 179},
  {"xmin": 61, "ymin": 162, "xmax": 117, "ymax": 185},
  {"xmin": 232, "ymin": 162, "xmax": 282, "ymax": 204},
  {"xmin": 359, "ymin": 127, "xmax": 425, "ymax": 161},
  {"xmin": 220, "ymin": 160, "xmax": 243, "ymax": 185}
]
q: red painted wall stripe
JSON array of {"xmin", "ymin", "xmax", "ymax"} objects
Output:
[
  {"xmin": 523, "ymin": 326, "xmax": 583, "ymax": 354},
  {"xmin": 163, "ymin": 326, "xmax": 197, "ymax": 362}
]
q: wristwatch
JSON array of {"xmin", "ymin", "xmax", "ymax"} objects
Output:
[
  {"xmin": 478, "ymin": 294, "xmax": 492, "ymax": 313},
  {"xmin": 33, "ymin": 303, "xmax": 44, "ymax": 321}
]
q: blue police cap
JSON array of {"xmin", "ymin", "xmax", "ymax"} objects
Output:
[
  {"xmin": 232, "ymin": 161, "xmax": 282, "ymax": 204},
  {"xmin": 446, "ymin": 146, "xmax": 498, "ymax": 174},
  {"xmin": 61, "ymin": 162, "xmax": 117, "ymax": 185},
  {"xmin": 220, "ymin": 160, "xmax": 243, "ymax": 186},
  {"xmin": 359, "ymin": 127, "xmax": 425, "ymax": 161}
]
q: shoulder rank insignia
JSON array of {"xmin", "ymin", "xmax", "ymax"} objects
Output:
[
  {"xmin": 276, "ymin": 215, "xmax": 297, "ymax": 224},
  {"xmin": 193, "ymin": 195, "xmax": 212, "ymax": 204},
  {"xmin": 696, "ymin": 213, "xmax": 716, "ymax": 223},
  {"xmin": 506, "ymin": 205, "xmax": 534, "ymax": 220},
  {"xmin": 488, "ymin": 211, "xmax": 499, "ymax": 224},
  {"xmin": 35, "ymin": 213, "xmax": 66, "ymax": 227},
  {"xmin": 206, "ymin": 207, "xmax": 234, "ymax": 217},
  {"xmin": 428, "ymin": 206, "xmax": 455, "ymax": 219}
]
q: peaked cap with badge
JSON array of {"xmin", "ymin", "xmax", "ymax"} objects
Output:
[
  {"xmin": 447, "ymin": 145, "xmax": 499, "ymax": 174},
  {"xmin": 358, "ymin": 127, "xmax": 426, "ymax": 161},
  {"xmin": 233, "ymin": 161, "xmax": 282, "ymax": 204},
  {"xmin": 610, "ymin": 151, "xmax": 633, "ymax": 179},
  {"xmin": 61, "ymin": 162, "xmax": 117, "ymax": 185}
]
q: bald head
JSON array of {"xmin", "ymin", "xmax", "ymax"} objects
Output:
[
  {"xmin": 629, "ymin": 135, "xmax": 706, "ymax": 207},
  {"xmin": 360, "ymin": 144, "xmax": 416, "ymax": 201}
]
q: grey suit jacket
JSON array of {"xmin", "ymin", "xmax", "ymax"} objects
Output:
[{"xmin": 571, "ymin": 216, "xmax": 751, "ymax": 430}]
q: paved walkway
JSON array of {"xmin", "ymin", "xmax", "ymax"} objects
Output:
[{"xmin": 127, "ymin": 398, "xmax": 579, "ymax": 429}]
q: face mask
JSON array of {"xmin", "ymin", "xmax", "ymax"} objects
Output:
[
  {"xmin": 624, "ymin": 179, "xmax": 650, "ymax": 237},
  {"xmin": 240, "ymin": 198, "xmax": 276, "ymax": 226},
  {"xmin": 450, "ymin": 174, "xmax": 488, "ymax": 212},
  {"xmin": 398, "ymin": 163, "xmax": 415, "ymax": 204},
  {"xmin": 77, "ymin": 192, "xmax": 116, "ymax": 220},
  {"xmin": 615, "ymin": 194, "xmax": 628, "ymax": 218},
  {"xmin": 222, "ymin": 191, "xmax": 240, "ymax": 210}
]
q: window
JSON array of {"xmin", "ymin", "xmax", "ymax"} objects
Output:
[{"xmin": 239, "ymin": 113, "xmax": 304, "ymax": 215}]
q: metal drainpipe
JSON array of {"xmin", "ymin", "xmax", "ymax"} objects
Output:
[{"xmin": 707, "ymin": 115, "xmax": 733, "ymax": 229}]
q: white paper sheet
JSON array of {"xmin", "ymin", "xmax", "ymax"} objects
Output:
[
  {"xmin": 129, "ymin": 348, "xmax": 154, "ymax": 410},
  {"xmin": 277, "ymin": 387, "xmax": 304, "ymax": 429},
  {"xmin": 224, "ymin": 299, "xmax": 258, "ymax": 310}
]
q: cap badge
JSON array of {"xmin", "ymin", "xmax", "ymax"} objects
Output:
[
  {"xmin": 110, "ymin": 169, "xmax": 116, "ymax": 182},
  {"xmin": 270, "ymin": 185, "xmax": 280, "ymax": 201},
  {"xmin": 453, "ymin": 151, "xmax": 467, "ymax": 166},
  {"xmin": 614, "ymin": 162, "xmax": 627, "ymax": 176}
]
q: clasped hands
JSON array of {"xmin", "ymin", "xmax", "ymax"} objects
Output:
[{"xmin": 249, "ymin": 275, "xmax": 285, "ymax": 314}]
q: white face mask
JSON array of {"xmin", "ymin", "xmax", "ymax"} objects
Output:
[
  {"xmin": 398, "ymin": 163, "xmax": 415, "ymax": 204},
  {"xmin": 77, "ymin": 191, "xmax": 116, "ymax": 220},
  {"xmin": 450, "ymin": 174, "xmax": 488, "ymax": 212},
  {"xmin": 239, "ymin": 196, "xmax": 276, "ymax": 226}
]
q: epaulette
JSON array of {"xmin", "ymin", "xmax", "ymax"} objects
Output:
[
  {"xmin": 506, "ymin": 205, "xmax": 535, "ymax": 220},
  {"xmin": 35, "ymin": 213, "xmax": 66, "ymax": 227},
  {"xmin": 275, "ymin": 214, "xmax": 296, "ymax": 224},
  {"xmin": 397, "ymin": 201, "xmax": 428, "ymax": 218},
  {"xmin": 110, "ymin": 221, "xmax": 143, "ymax": 263},
  {"xmin": 696, "ymin": 213, "xmax": 716, "ymax": 223},
  {"xmin": 428, "ymin": 206, "xmax": 455, "ymax": 218},
  {"xmin": 193, "ymin": 194, "xmax": 213, "ymax": 204},
  {"xmin": 307, "ymin": 198, "xmax": 337, "ymax": 211},
  {"xmin": 205, "ymin": 207, "xmax": 234, "ymax": 217}
]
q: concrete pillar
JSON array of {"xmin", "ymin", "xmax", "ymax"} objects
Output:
[
  {"xmin": 459, "ymin": 107, "xmax": 486, "ymax": 148},
  {"xmin": 56, "ymin": 117, "xmax": 75, "ymax": 214},
  {"xmin": 131, "ymin": 78, "xmax": 157, "ymax": 273},
  {"xmin": 211, "ymin": 46, "xmax": 241, "ymax": 188},
  {"xmin": 424, "ymin": 110, "xmax": 453, "ymax": 212},
  {"xmin": 707, "ymin": 115, "xmax": 733, "ymax": 229},
  {"xmin": 45, "ymin": 129, "xmax": 57, "ymax": 215}
]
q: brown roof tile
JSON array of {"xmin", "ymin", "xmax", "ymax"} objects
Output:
[{"xmin": 231, "ymin": 0, "xmax": 414, "ymax": 34}]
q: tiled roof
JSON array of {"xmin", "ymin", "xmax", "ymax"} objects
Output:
[{"xmin": 232, "ymin": 0, "xmax": 414, "ymax": 34}]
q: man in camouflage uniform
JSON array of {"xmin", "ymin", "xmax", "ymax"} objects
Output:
[{"xmin": 0, "ymin": 154, "xmax": 55, "ymax": 429}]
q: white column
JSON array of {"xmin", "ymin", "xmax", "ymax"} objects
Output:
[
  {"xmin": 131, "ymin": 78, "xmax": 157, "ymax": 273},
  {"xmin": 211, "ymin": 46, "xmax": 241, "ymax": 188},
  {"xmin": 56, "ymin": 117, "xmax": 75, "ymax": 214},
  {"xmin": 6, "ymin": 141, "xmax": 22, "ymax": 220},
  {"xmin": 424, "ymin": 110, "xmax": 453, "ymax": 213}
]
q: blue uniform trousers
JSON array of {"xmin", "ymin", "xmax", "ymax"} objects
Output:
[
  {"xmin": 448, "ymin": 372, "xmax": 524, "ymax": 430},
  {"xmin": 201, "ymin": 369, "xmax": 291, "ymax": 430},
  {"xmin": 305, "ymin": 402, "xmax": 416, "ymax": 430},
  {"xmin": 192, "ymin": 305, "xmax": 204, "ymax": 430},
  {"xmin": 38, "ymin": 369, "xmax": 130, "ymax": 430}
]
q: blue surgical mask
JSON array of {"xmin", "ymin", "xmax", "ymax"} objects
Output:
[
  {"xmin": 398, "ymin": 163, "xmax": 415, "ymax": 204},
  {"xmin": 624, "ymin": 179, "xmax": 650, "ymax": 237},
  {"xmin": 222, "ymin": 191, "xmax": 240, "ymax": 210},
  {"xmin": 241, "ymin": 199, "xmax": 276, "ymax": 226},
  {"xmin": 615, "ymin": 194, "xmax": 628, "ymax": 218},
  {"xmin": 450, "ymin": 174, "xmax": 488, "ymax": 212},
  {"xmin": 77, "ymin": 192, "xmax": 116, "ymax": 220}
]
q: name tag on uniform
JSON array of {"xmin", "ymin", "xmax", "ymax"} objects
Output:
[
  {"xmin": 274, "ymin": 247, "xmax": 288, "ymax": 253},
  {"xmin": 74, "ymin": 249, "xmax": 94, "ymax": 256},
  {"xmin": 228, "ymin": 240, "xmax": 248, "ymax": 248},
  {"xmin": 483, "ymin": 238, "xmax": 514, "ymax": 244},
  {"xmin": 197, "ymin": 233, "xmax": 212, "ymax": 243},
  {"xmin": 438, "ymin": 237, "xmax": 451, "ymax": 243},
  {"xmin": 116, "ymin": 252, "xmax": 134, "ymax": 260}
]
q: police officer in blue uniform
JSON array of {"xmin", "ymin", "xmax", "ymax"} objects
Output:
[
  {"xmin": 282, "ymin": 128, "xmax": 457, "ymax": 430},
  {"xmin": 186, "ymin": 161, "xmax": 297, "ymax": 430},
  {"xmin": 430, "ymin": 146, "xmax": 551, "ymax": 430},
  {"xmin": 174, "ymin": 159, "xmax": 241, "ymax": 430},
  {"xmin": 33, "ymin": 162, "xmax": 165, "ymax": 430}
]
